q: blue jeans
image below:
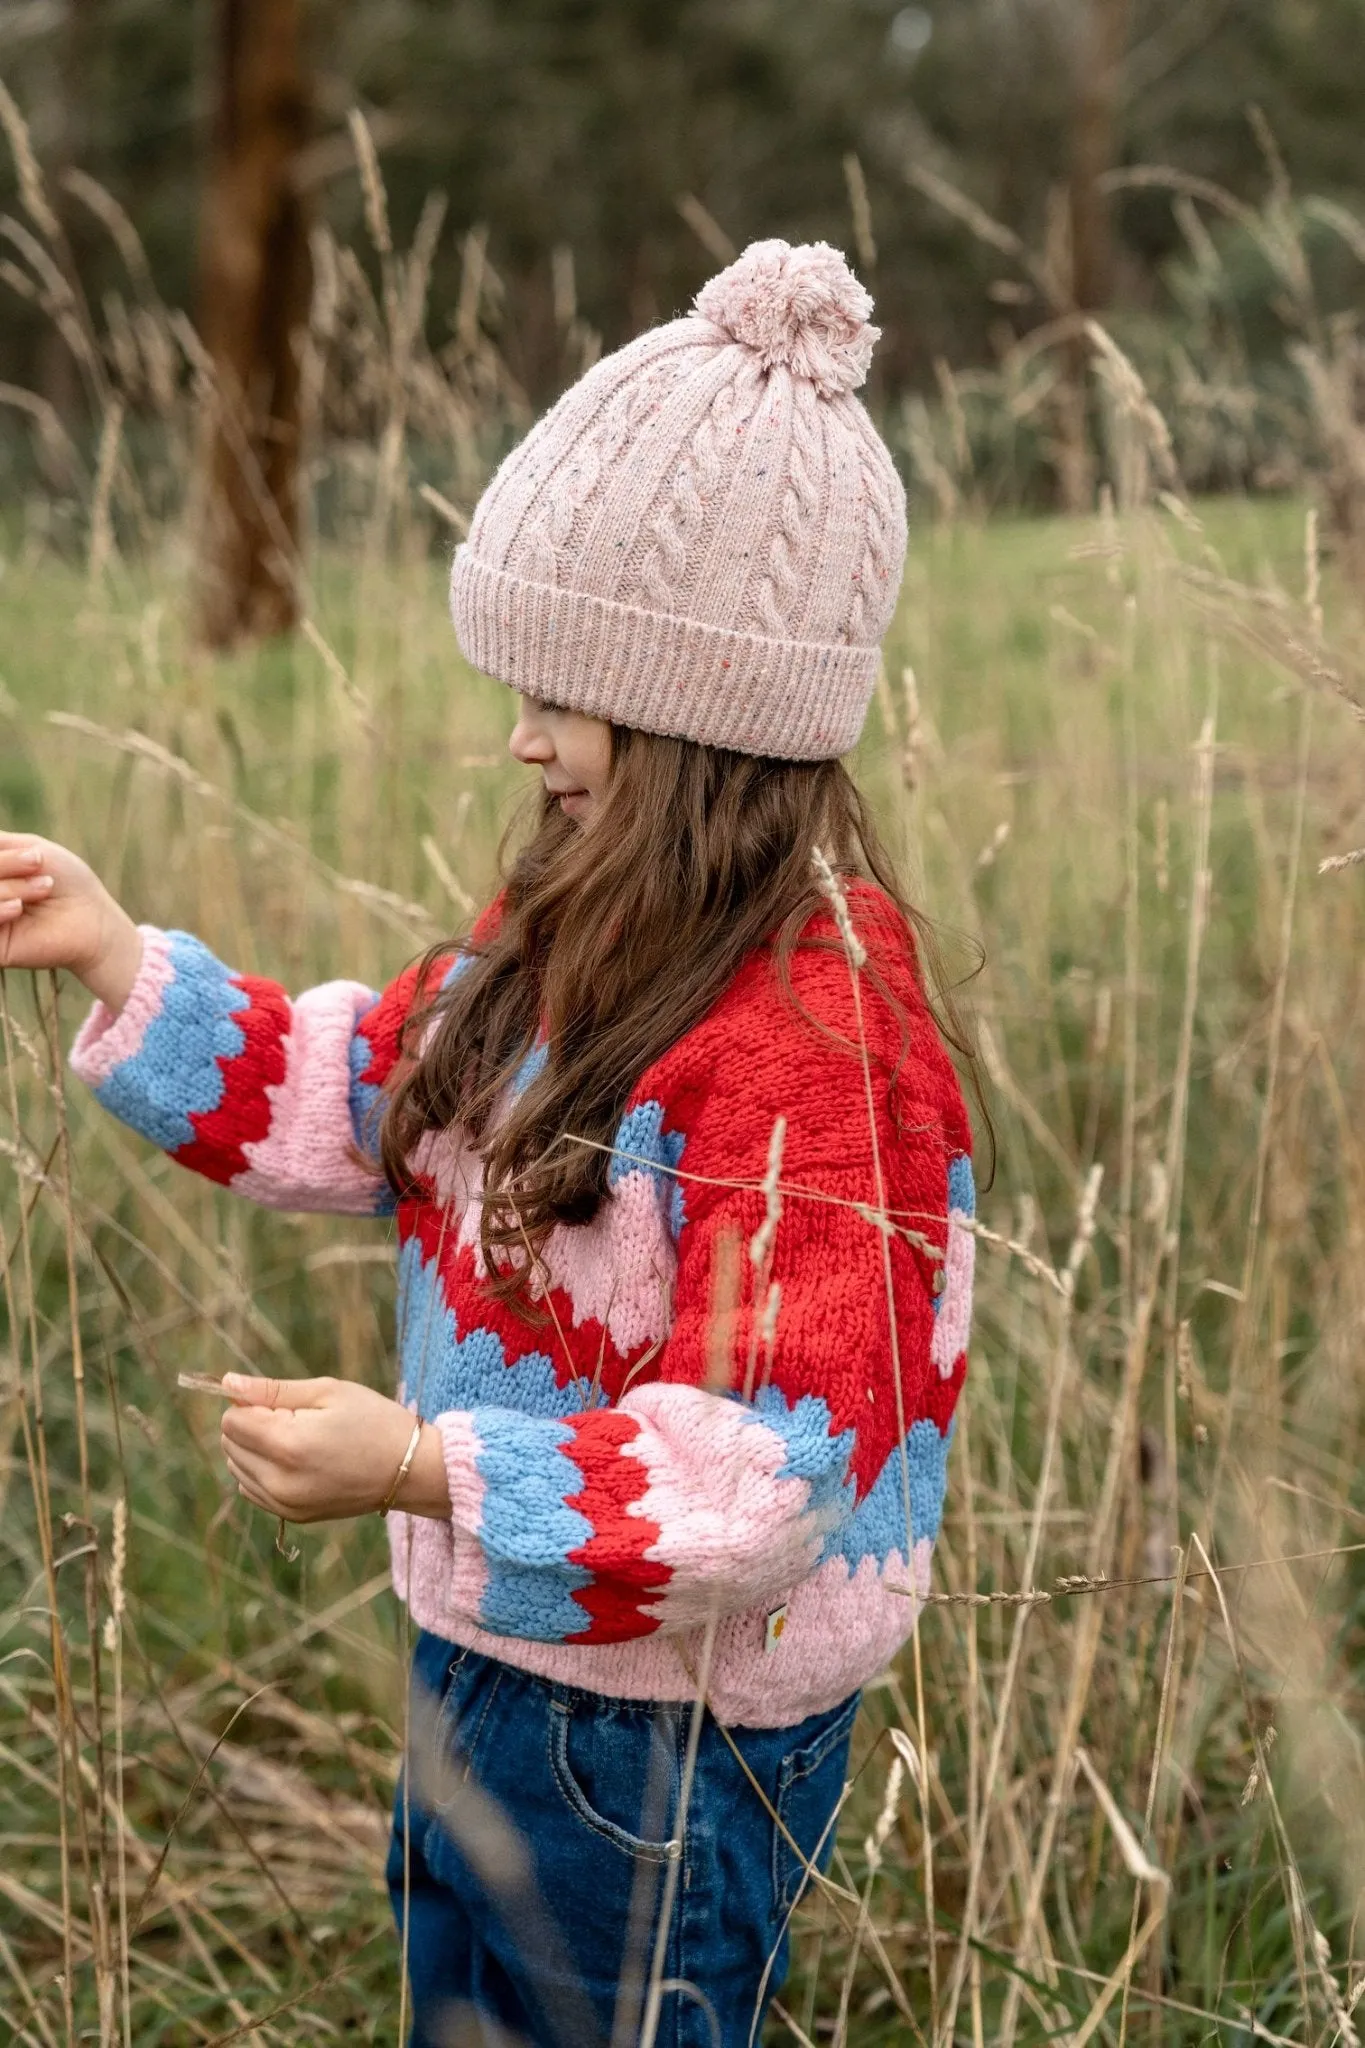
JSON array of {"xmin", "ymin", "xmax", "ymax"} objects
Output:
[{"xmin": 387, "ymin": 1631, "xmax": 859, "ymax": 2048}]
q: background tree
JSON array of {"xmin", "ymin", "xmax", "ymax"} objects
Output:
[
  {"xmin": 35, "ymin": 0, "xmax": 101, "ymax": 428},
  {"xmin": 1, "ymin": 0, "xmax": 1362, "ymax": 512},
  {"xmin": 1061, "ymin": 0, "xmax": 1132, "ymax": 512},
  {"xmin": 192, "ymin": 0, "xmax": 311, "ymax": 648}
]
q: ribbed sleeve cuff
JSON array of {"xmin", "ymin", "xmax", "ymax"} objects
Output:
[
  {"xmin": 433, "ymin": 1410, "xmax": 486, "ymax": 1533},
  {"xmin": 69, "ymin": 925, "xmax": 167, "ymax": 1089}
]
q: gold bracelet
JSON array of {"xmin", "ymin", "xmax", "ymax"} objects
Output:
[{"xmin": 378, "ymin": 1419, "xmax": 425, "ymax": 1517}]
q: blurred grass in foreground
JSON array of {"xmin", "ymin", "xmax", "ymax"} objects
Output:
[{"xmin": 4, "ymin": 486, "xmax": 1365, "ymax": 2044}]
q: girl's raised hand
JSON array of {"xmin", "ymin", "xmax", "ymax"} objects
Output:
[{"xmin": 0, "ymin": 832, "xmax": 143, "ymax": 1011}]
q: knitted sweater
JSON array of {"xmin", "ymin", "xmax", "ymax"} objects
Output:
[{"xmin": 71, "ymin": 887, "xmax": 974, "ymax": 1728}]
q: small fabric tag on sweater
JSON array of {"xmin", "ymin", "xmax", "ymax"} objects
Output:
[{"xmin": 764, "ymin": 1604, "xmax": 789, "ymax": 1654}]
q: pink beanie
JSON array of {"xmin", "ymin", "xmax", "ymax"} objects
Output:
[{"xmin": 450, "ymin": 240, "xmax": 907, "ymax": 760}]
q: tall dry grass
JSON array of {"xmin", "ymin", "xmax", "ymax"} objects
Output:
[{"xmin": 3, "ymin": 95, "xmax": 1365, "ymax": 2047}]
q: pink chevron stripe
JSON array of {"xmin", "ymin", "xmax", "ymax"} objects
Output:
[
  {"xmin": 930, "ymin": 1214, "xmax": 975, "ymax": 1378},
  {"xmin": 537, "ymin": 1169, "xmax": 677, "ymax": 1353},
  {"xmin": 441, "ymin": 1156, "xmax": 678, "ymax": 1347},
  {"xmin": 230, "ymin": 980, "xmax": 384, "ymax": 1213},
  {"xmin": 409, "ymin": 1120, "xmax": 678, "ymax": 1350},
  {"xmin": 411, "ymin": 1123, "xmax": 482, "ymax": 1221},
  {"xmin": 616, "ymin": 1384, "xmax": 820, "ymax": 1629},
  {"xmin": 388, "ymin": 1526, "xmax": 937, "ymax": 1728},
  {"xmin": 69, "ymin": 926, "xmax": 174, "ymax": 1087}
]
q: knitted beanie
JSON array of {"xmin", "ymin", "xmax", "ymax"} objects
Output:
[{"xmin": 450, "ymin": 240, "xmax": 907, "ymax": 760}]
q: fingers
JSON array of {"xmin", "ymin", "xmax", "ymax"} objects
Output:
[
  {"xmin": 223, "ymin": 1443, "xmax": 282, "ymax": 1514},
  {"xmin": 221, "ymin": 1387, "xmax": 327, "ymax": 1458},
  {"xmin": 230, "ymin": 1469, "xmax": 278, "ymax": 1514},
  {"xmin": 222, "ymin": 1402, "xmax": 296, "ymax": 1455},
  {"xmin": 223, "ymin": 1438, "xmax": 321, "ymax": 1523},
  {"xmin": 223, "ymin": 1372, "xmax": 330, "ymax": 1410},
  {"xmin": 0, "ymin": 842, "xmax": 46, "ymax": 875},
  {"xmin": 0, "ymin": 844, "xmax": 54, "ymax": 922},
  {"xmin": 0, "ymin": 876, "xmax": 55, "ymax": 911}
]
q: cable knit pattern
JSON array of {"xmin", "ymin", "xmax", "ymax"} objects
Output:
[
  {"xmin": 629, "ymin": 372, "xmax": 749, "ymax": 615},
  {"xmin": 450, "ymin": 240, "xmax": 908, "ymax": 761},
  {"xmin": 753, "ymin": 380, "xmax": 824, "ymax": 638},
  {"xmin": 72, "ymin": 886, "xmax": 973, "ymax": 1727},
  {"xmin": 509, "ymin": 346, "xmax": 695, "ymax": 590}
]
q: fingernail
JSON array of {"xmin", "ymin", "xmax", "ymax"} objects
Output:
[
  {"xmin": 222, "ymin": 1373, "xmax": 245, "ymax": 1394},
  {"xmin": 32, "ymin": 874, "xmax": 54, "ymax": 892}
]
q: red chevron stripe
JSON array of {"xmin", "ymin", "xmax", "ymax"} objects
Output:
[
  {"xmin": 400, "ymin": 1201, "xmax": 650, "ymax": 1401},
  {"xmin": 175, "ymin": 977, "xmax": 290, "ymax": 1186},
  {"xmin": 559, "ymin": 1409, "xmax": 670, "ymax": 1643},
  {"xmin": 920, "ymin": 1346, "xmax": 967, "ymax": 1438},
  {"xmin": 356, "ymin": 897, "xmax": 503, "ymax": 1090},
  {"xmin": 353, "ymin": 957, "xmax": 435, "ymax": 1090}
]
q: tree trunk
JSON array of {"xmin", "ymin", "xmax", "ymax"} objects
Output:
[
  {"xmin": 37, "ymin": 0, "xmax": 101, "ymax": 444},
  {"xmin": 1060, "ymin": 0, "xmax": 1130, "ymax": 514},
  {"xmin": 193, "ymin": 0, "xmax": 310, "ymax": 649}
]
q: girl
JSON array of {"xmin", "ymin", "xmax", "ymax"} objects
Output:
[{"xmin": 1, "ymin": 240, "xmax": 977, "ymax": 2047}]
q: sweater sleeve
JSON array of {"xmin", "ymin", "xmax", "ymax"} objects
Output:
[
  {"xmin": 69, "ymin": 925, "xmax": 435, "ymax": 1215},
  {"xmin": 429, "ymin": 1134, "xmax": 965, "ymax": 1647}
]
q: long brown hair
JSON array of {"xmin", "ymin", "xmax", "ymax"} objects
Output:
[{"xmin": 380, "ymin": 725, "xmax": 987, "ymax": 1308}]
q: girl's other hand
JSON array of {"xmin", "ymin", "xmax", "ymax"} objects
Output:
[
  {"xmin": 219, "ymin": 1375, "xmax": 452, "ymax": 1523},
  {"xmin": 0, "ymin": 832, "xmax": 143, "ymax": 1011}
]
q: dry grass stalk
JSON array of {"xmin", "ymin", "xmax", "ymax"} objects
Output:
[
  {"xmin": 86, "ymin": 394, "xmax": 124, "ymax": 588},
  {"xmin": 842, "ymin": 152, "xmax": 877, "ymax": 275},
  {"xmin": 0, "ymin": 77, "xmax": 62, "ymax": 244},
  {"xmin": 3, "ymin": 104, "xmax": 1365, "ymax": 2047},
  {"xmin": 674, "ymin": 192, "xmax": 737, "ymax": 267}
]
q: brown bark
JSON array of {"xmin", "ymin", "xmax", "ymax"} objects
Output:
[
  {"xmin": 1059, "ymin": 0, "xmax": 1130, "ymax": 514},
  {"xmin": 37, "ymin": 0, "xmax": 102, "ymax": 439},
  {"xmin": 193, "ymin": 0, "xmax": 310, "ymax": 649}
]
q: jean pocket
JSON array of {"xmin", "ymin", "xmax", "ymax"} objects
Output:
[
  {"xmin": 548, "ymin": 1695, "xmax": 682, "ymax": 1863},
  {"xmin": 420, "ymin": 1648, "xmax": 500, "ymax": 1817},
  {"xmin": 771, "ymin": 1693, "xmax": 860, "ymax": 1916}
]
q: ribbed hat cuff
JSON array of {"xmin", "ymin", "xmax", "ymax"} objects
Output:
[{"xmin": 450, "ymin": 548, "xmax": 876, "ymax": 761}]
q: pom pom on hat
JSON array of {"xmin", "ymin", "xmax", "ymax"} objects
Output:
[{"xmin": 694, "ymin": 238, "xmax": 878, "ymax": 399}]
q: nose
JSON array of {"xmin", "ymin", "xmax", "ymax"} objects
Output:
[{"xmin": 509, "ymin": 699, "xmax": 554, "ymax": 767}]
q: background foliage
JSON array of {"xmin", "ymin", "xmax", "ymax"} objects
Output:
[{"xmin": 3, "ymin": 0, "xmax": 1365, "ymax": 399}]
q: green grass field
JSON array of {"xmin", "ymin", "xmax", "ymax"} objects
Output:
[{"xmin": 4, "ymin": 492, "xmax": 1365, "ymax": 2044}]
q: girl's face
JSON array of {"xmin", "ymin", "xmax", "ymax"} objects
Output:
[{"xmin": 508, "ymin": 696, "xmax": 613, "ymax": 825}]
